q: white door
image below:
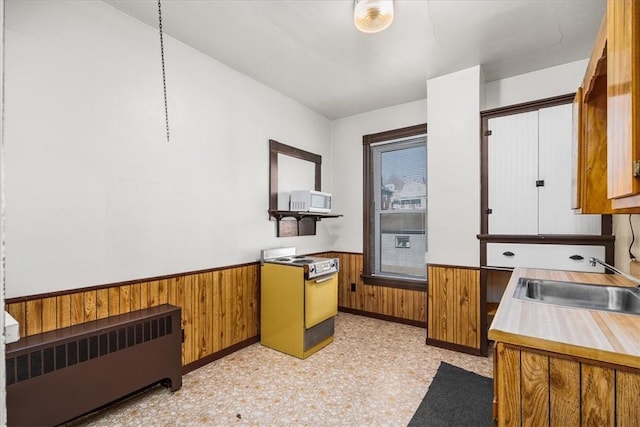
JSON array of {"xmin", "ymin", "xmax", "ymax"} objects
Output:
[
  {"xmin": 538, "ymin": 104, "xmax": 601, "ymax": 235},
  {"xmin": 488, "ymin": 111, "xmax": 539, "ymax": 234}
]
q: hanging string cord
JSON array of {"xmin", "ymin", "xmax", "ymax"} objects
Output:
[
  {"xmin": 629, "ymin": 214, "xmax": 636, "ymax": 260},
  {"xmin": 158, "ymin": 0, "xmax": 170, "ymax": 143}
]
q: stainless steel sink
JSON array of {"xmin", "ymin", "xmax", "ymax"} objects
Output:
[{"xmin": 514, "ymin": 278, "xmax": 640, "ymax": 315}]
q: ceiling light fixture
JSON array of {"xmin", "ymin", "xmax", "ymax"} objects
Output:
[{"xmin": 354, "ymin": 0, "xmax": 394, "ymax": 34}]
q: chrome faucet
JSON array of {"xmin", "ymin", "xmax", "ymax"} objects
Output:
[{"xmin": 589, "ymin": 257, "xmax": 640, "ymax": 287}]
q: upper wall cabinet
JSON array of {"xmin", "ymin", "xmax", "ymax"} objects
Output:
[
  {"xmin": 607, "ymin": 0, "xmax": 640, "ymax": 209},
  {"xmin": 487, "ymin": 102, "xmax": 601, "ymax": 235},
  {"xmin": 575, "ymin": 0, "xmax": 640, "ymax": 213}
]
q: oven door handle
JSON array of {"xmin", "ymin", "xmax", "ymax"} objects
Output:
[{"xmin": 314, "ymin": 275, "xmax": 335, "ymax": 284}]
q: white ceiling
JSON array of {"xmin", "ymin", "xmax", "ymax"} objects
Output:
[{"xmin": 104, "ymin": 0, "xmax": 605, "ymax": 120}]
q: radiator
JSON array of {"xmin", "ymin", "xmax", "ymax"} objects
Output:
[{"xmin": 5, "ymin": 304, "xmax": 182, "ymax": 426}]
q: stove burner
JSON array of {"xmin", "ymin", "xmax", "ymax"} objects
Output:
[
  {"xmin": 275, "ymin": 257, "xmax": 291, "ymax": 262},
  {"xmin": 293, "ymin": 259, "xmax": 313, "ymax": 264},
  {"xmin": 292, "ymin": 255, "xmax": 306, "ymax": 259}
]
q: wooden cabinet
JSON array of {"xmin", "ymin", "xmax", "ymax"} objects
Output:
[
  {"xmin": 493, "ymin": 342, "xmax": 640, "ymax": 426},
  {"xmin": 574, "ymin": 0, "xmax": 640, "ymax": 212},
  {"xmin": 607, "ymin": 0, "xmax": 640, "ymax": 209}
]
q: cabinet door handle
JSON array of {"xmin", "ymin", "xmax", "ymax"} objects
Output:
[
  {"xmin": 502, "ymin": 251, "xmax": 515, "ymax": 257},
  {"xmin": 569, "ymin": 254, "xmax": 584, "ymax": 260}
]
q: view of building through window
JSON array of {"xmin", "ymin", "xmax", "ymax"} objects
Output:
[{"xmin": 373, "ymin": 137, "xmax": 427, "ymax": 279}]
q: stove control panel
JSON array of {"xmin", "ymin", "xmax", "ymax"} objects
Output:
[{"xmin": 308, "ymin": 258, "xmax": 339, "ymax": 279}]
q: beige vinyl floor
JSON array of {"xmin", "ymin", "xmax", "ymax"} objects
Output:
[{"xmin": 66, "ymin": 313, "xmax": 493, "ymax": 426}]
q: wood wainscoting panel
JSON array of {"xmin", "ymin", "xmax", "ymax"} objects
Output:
[
  {"xmin": 5, "ymin": 263, "xmax": 261, "ymax": 368},
  {"xmin": 323, "ymin": 252, "xmax": 426, "ymax": 324},
  {"xmin": 41, "ymin": 297, "xmax": 57, "ymax": 333},
  {"xmin": 7, "ymin": 253, "xmax": 409, "ymax": 368},
  {"xmin": 96, "ymin": 288, "xmax": 109, "ymax": 319},
  {"xmin": 427, "ymin": 265, "xmax": 481, "ymax": 352}
]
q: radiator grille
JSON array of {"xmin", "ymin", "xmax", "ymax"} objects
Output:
[{"xmin": 5, "ymin": 315, "xmax": 173, "ymax": 386}]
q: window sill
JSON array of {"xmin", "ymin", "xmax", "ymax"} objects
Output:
[{"xmin": 361, "ymin": 274, "xmax": 427, "ymax": 291}]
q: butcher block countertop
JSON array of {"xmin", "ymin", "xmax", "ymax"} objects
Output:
[{"xmin": 488, "ymin": 267, "xmax": 640, "ymax": 369}]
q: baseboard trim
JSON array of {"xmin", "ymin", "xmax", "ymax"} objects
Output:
[
  {"xmin": 426, "ymin": 337, "xmax": 486, "ymax": 357},
  {"xmin": 338, "ymin": 307, "xmax": 426, "ymax": 328},
  {"xmin": 181, "ymin": 336, "xmax": 260, "ymax": 374}
]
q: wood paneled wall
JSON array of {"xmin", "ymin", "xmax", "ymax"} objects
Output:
[
  {"xmin": 495, "ymin": 343, "xmax": 640, "ymax": 426},
  {"xmin": 5, "ymin": 252, "xmax": 426, "ymax": 370},
  {"xmin": 427, "ymin": 265, "xmax": 481, "ymax": 352},
  {"xmin": 5, "ymin": 265, "xmax": 260, "ymax": 368},
  {"xmin": 324, "ymin": 252, "xmax": 426, "ymax": 324}
]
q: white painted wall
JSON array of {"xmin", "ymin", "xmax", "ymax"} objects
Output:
[
  {"xmin": 329, "ymin": 99, "xmax": 427, "ymax": 252},
  {"xmin": 1, "ymin": 0, "xmax": 6, "ymax": 421},
  {"xmin": 485, "ymin": 59, "xmax": 588, "ymax": 110},
  {"xmin": 4, "ymin": 0, "xmax": 333, "ymax": 298},
  {"xmin": 613, "ymin": 215, "xmax": 640, "ymax": 273},
  {"xmin": 330, "ymin": 60, "xmax": 592, "ymax": 267},
  {"xmin": 427, "ymin": 66, "xmax": 484, "ymax": 267}
]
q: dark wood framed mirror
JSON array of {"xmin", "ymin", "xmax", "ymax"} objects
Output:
[
  {"xmin": 268, "ymin": 139, "xmax": 340, "ymax": 237},
  {"xmin": 269, "ymin": 139, "xmax": 322, "ymax": 212}
]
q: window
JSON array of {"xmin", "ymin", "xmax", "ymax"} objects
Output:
[
  {"xmin": 363, "ymin": 124, "xmax": 427, "ymax": 289},
  {"xmin": 395, "ymin": 236, "xmax": 411, "ymax": 248}
]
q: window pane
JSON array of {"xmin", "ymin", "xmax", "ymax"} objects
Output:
[{"xmin": 374, "ymin": 139, "xmax": 427, "ymax": 279}]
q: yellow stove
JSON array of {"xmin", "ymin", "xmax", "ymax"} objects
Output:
[{"xmin": 260, "ymin": 247, "xmax": 339, "ymax": 359}]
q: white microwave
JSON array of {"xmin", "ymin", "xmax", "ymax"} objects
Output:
[{"xmin": 290, "ymin": 190, "xmax": 332, "ymax": 213}]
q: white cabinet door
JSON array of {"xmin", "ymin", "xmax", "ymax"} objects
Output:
[
  {"xmin": 488, "ymin": 104, "xmax": 601, "ymax": 235},
  {"xmin": 488, "ymin": 111, "xmax": 539, "ymax": 234},
  {"xmin": 538, "ymin": 104, "xmax": 601, "ymax": 235}
]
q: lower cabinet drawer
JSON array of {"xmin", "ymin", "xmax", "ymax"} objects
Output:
[{"xmin": 486, "ymin": 243, "xmax": 605, "ymax": 272}]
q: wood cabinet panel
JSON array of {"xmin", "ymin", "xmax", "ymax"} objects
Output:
[
  {"xmin": 521, "ymin": 351, "xmax": 549, "ymax": 426},
  {"xmin": 582, "ymin": 364, "xmax": 615, "ymax": 426},
  {"xmin": 607, "ymin": 0, "xmax": 640, "ymax": 203},
  {"xmin": 616, "ymin": 370, "xmax": 640, "ymax": 427},
  {"xmin": 581, "ymin": 75, "xmax": 613, "ymax": 213},
  {"xmin": 549, "ymin": 357, "xmax": 580, "ymax": 426},
  {"xmin": 571, "ymin": 88, "xmax": 583, "ymax": 210},
  {"xmin": 494, "ymin": 343, "xmax": 635, "ymax": 427},
  {"xmin": 496, "ymin": 343, "xmax": 521, "ymax": 427}
]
